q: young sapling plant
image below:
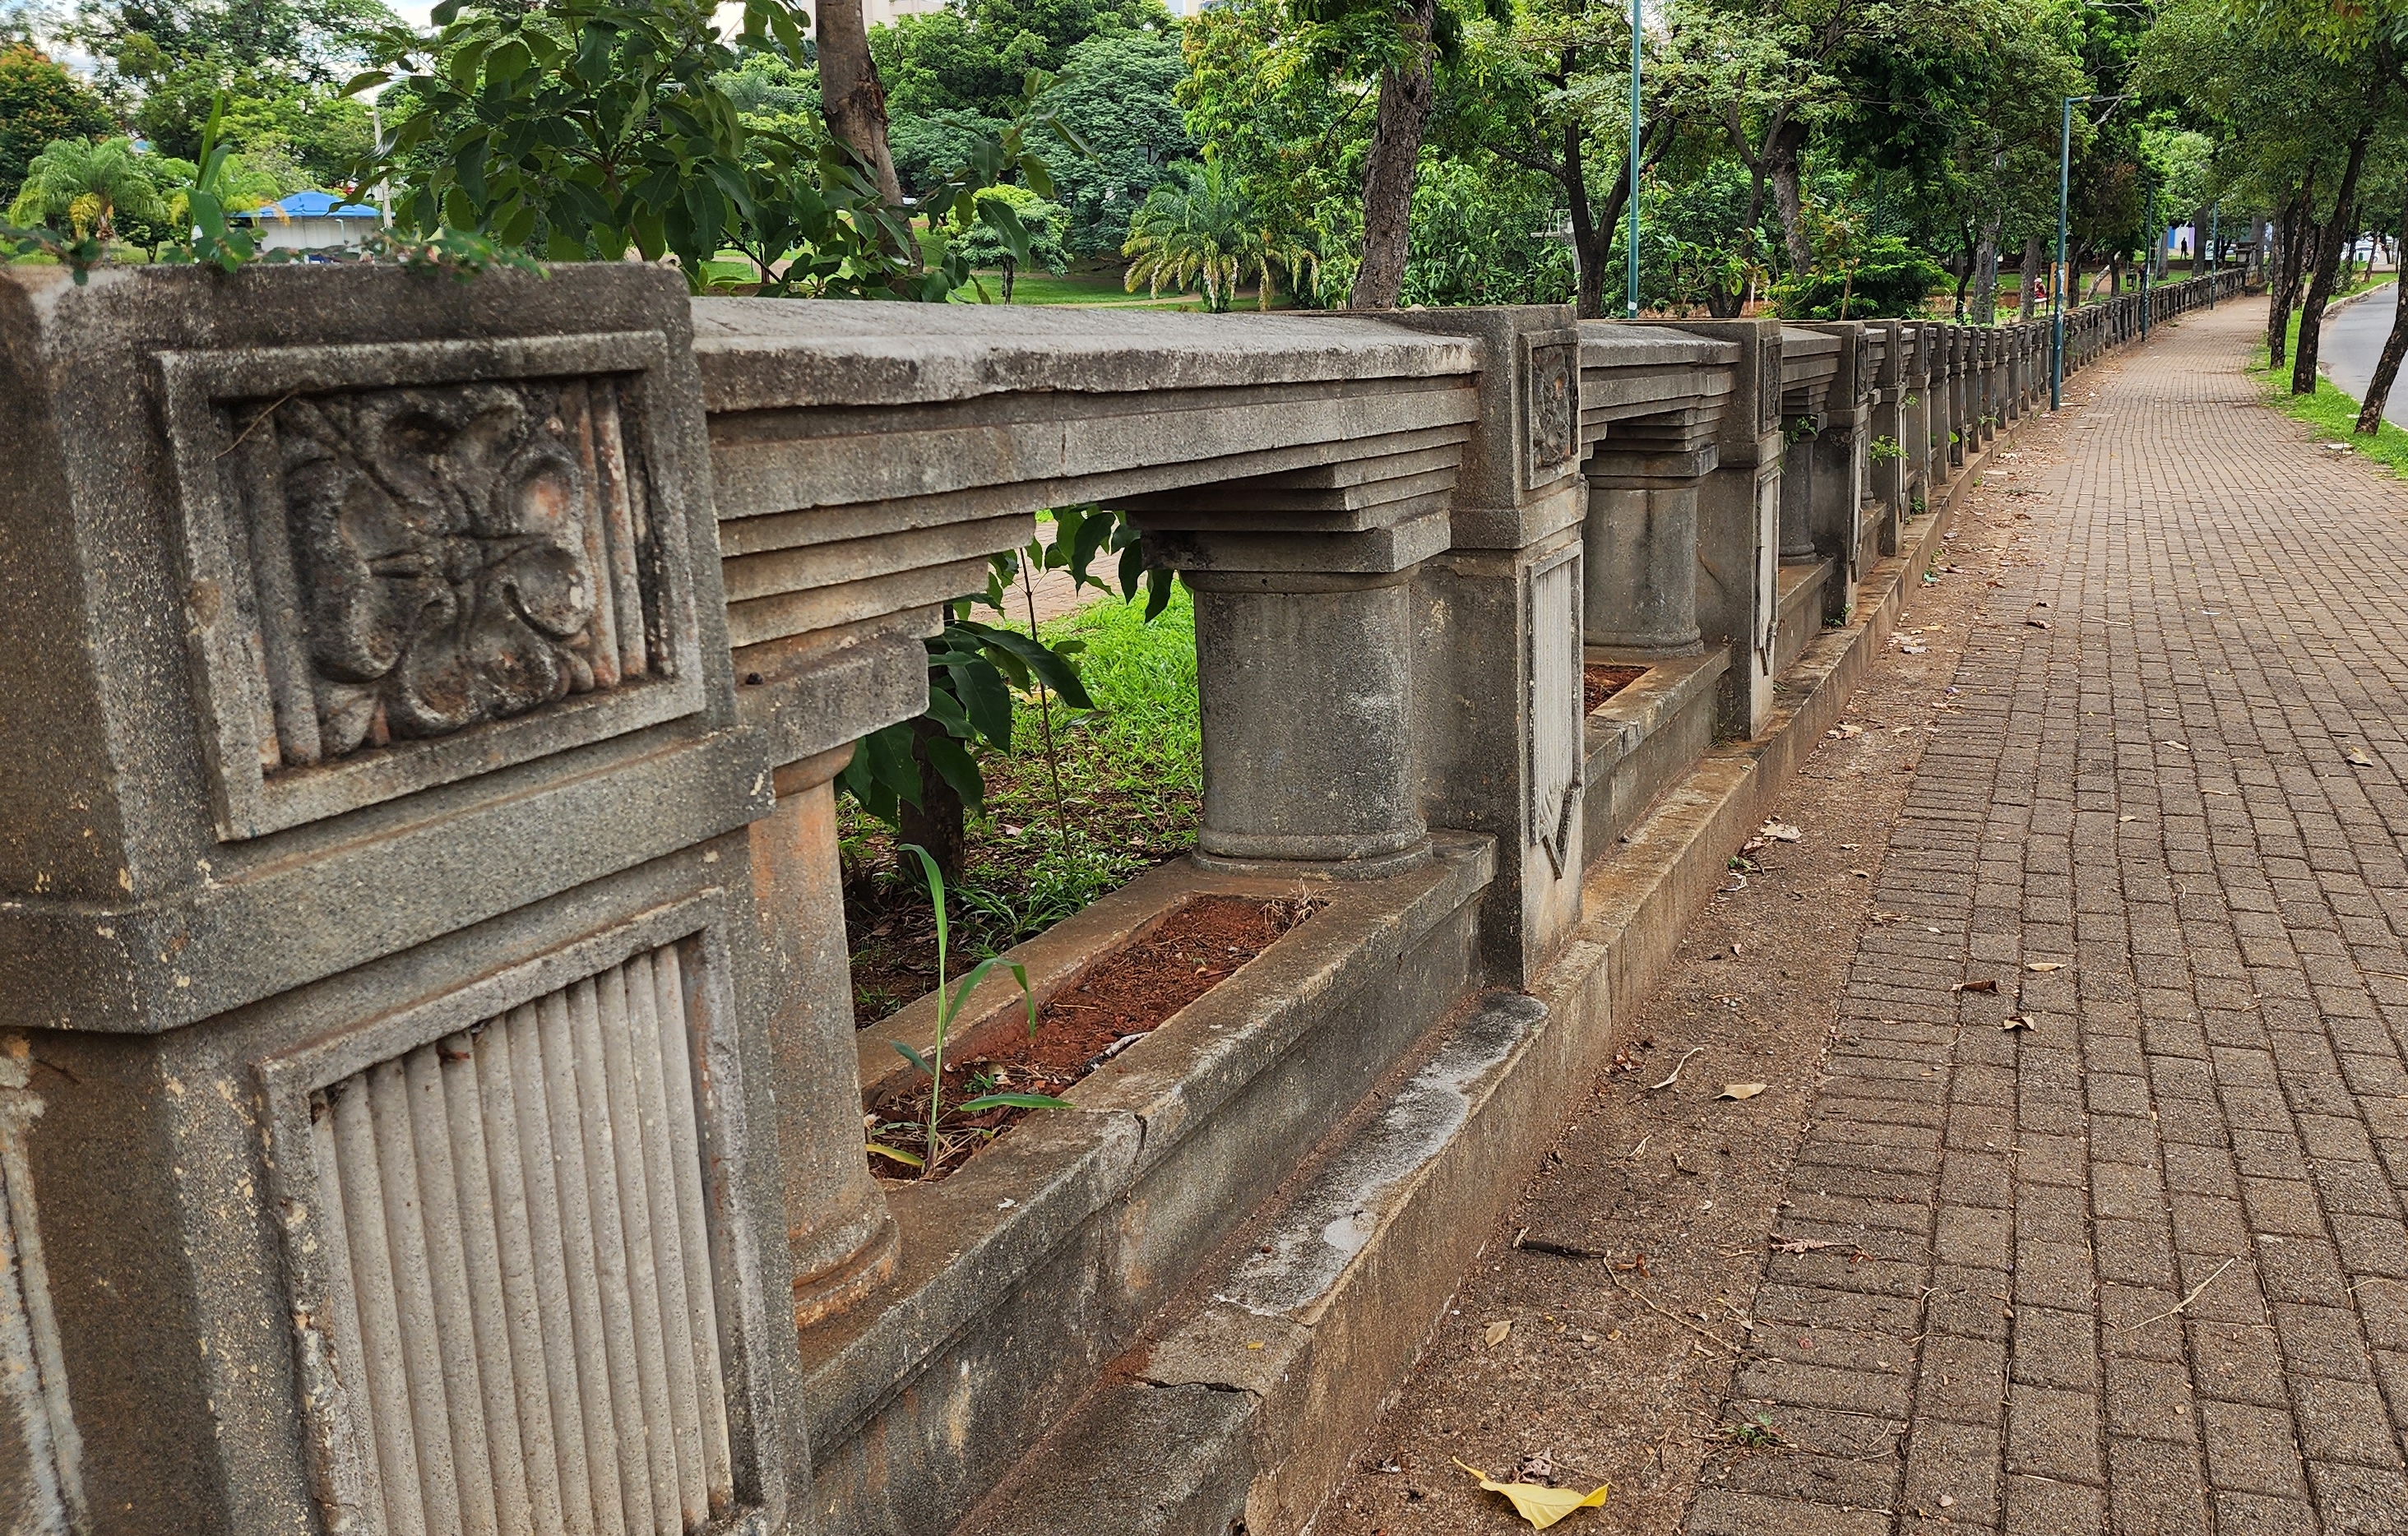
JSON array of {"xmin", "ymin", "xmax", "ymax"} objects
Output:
[{"xmin": 868, "ymin": 843, "xmax": 1072, "ymax": 1177}]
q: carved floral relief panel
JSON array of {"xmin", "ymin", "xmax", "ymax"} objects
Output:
[
  {"xmin": 1522, "ymin": 336, "xmax": 1578, "ymax": 488},
  {"xmin": 257, "ymin": 379, "xmax": 653, "ymax": 763},
  {"xmin": 158, "ymin": 333, "xmax": 707, "ymax": 840}
]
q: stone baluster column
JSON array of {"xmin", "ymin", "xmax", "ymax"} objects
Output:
[
  {"xmin": 1776, "ymin": 328, "xmax": 1839, "ymax": 566},
  {"xmin": 1132, "ymin": 507, "xmax": 1444, "ymax": 888},
  {"xmin": 1926, "ymin": 326, "xmax": 1956, "ymax": 484},
  {"xmin": 1576, "ymin": 324, "xmax": 1739, "ymax": 664},
  {"xmin": 1975, "ymin": 331, "xmax": 1998, "ymax": 446},
  {"xmin": 1625, "ymin": 319, "xmax": 1785, "ymax": 738},
  {"xmin": 1948, "ymin": 327, "xmax": 1973, "ymax": 467}
]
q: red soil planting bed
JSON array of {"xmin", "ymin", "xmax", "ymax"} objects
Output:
[
  {"xmin": 868, "ymin": 891, "xmax": 1323, "ymax": 1180},
  {"xmin": 1584, "ymin": 663, "xmax": 1651, "ymax": 712}
]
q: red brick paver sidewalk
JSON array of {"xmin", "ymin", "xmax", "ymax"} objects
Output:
[{"xmin": 1693, "ymin": 303, "xmax": 2408, "ymax": 1536}]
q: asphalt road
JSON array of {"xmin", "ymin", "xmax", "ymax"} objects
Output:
[{"xmin": 2318, "ymin": 279, "xmax": 2408, "ymax": 427}]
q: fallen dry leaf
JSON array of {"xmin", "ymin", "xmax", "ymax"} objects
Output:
[
  {"xmin": 1952, "ymin": 979, "xmax": 2000, "ymax": 994},
  {"xmin": 1484, "ymin": 1321, "xmax": 1512, "ymax": 1346},
  {"xmin": 2026, "ymin": 618, "xmax": 2050, "ymax": 630},
  {"xmin": 2119, "ymin": 814, "xmax": 2137, "ymax": 823},
  {"xmin": 1718, "ymin": 1083, "xmax": 1767, "ymax": 1100},
  {"xmin": 2026, "ymin": 962, "xmax": 2063, "ymax": 973},
  {"xmin": 2002, "ymin": 1016, "xmax": 2035, "ymax": 1031},
  {"xmin": 2160, "ymin": 740, "xmax": 2190, "ymax": 752},
  {"xmin": 2345, "ymin": 746, "xmax": 2377, "ymax": 767},
  {"xmin": 1452, "ymin": 1460, "xmax": 1609, "ymax": 1530},
  {"xmin": 1829, "ymin": 722, "xmax": 1864, "ymax": 739}
]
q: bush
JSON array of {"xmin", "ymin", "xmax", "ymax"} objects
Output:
[{"xmin": 1771, "ymin": 235, "xmax": 1947, "ymax": 319}]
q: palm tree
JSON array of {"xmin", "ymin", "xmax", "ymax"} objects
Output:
[
  {"xmin": 7, "ymin": 137, "xmax": 165, "ymax": 245},
  {"xmin": 1122, "ymin": 161, "xmax": 1320, "ymax": 312}
]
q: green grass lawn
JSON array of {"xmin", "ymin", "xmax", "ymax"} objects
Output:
[
  {"xmin": 839, "ymin": 582, "xmax": 1203, "ymax": 1022},
  {"xmin": 2248, "ymin": 281, "xmax": 2408, "ymax": 481}
]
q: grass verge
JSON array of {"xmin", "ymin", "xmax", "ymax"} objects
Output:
[
  {"xmin": 2248, "ymin": 283, "xmax": 2408, "ymax": 481},
  {"xmin": 839, "ymin": 583, "xmax": 1203, "ymax": 1024}
]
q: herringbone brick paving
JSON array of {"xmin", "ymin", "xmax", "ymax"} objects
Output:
[{"xmin": 1690, "ymin": 301, "xmax": 2408, "ymax": 1536}]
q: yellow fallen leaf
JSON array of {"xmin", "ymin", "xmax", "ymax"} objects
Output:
[
  {"xmin": 1718, "ymin": 1083, "xmax": 1767, "ymax": 1100},
  {"xmin": 1485, "ymin": 1320, "xmax": 1512, "ymax": 1345},
  {"xmin": 1452, "ymin": 1460, "xmax": 1609, "ymax": 1529}
]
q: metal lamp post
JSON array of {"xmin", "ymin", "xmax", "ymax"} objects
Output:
[
  {"xmin": 2142, "ymin": 183, "xmax": 2156, "ymax": 337},
  {"xmin": 2208, "ymin": 201, "xmax": 2219, "ymax": 307},
  {"xmin": 1626, "ymin": 0, "xmax": 1642, "ymax": 318}
]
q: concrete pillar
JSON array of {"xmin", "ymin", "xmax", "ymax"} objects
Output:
[
  {"xmin": 1926, "ymin": 326, "xmax": 1956, "ymax": 486},
  {"xmin": 1948, "ymin": 327, "xmax": 1972, "ymax": 467},
  {"xmin": 1164, "ymin": 550, "xmax": 1438, "ymax": 876},
  {"xmin": 1797, "ymin": 322, "xmax": 1869, "ymax": 617},
  {"xmin": 1385, "ymin": 306, "xmax": 1590, "ymax": 982},
  {"xmin": 1776, "ymin": 327, "xmax": 1840, "ymax": 564},
  {"xmin": 0, "ymin": 264, "xmax": 812, "ymax": 1536},
  {"xmin": 758, "ymin": 745, "xmax": 899, "ymax": 1325},
  {"xmin": 1899, "ymin": 325, "xmax": 1932, "ymax": 516},
  {"xmin": 1864, "ymin": 321, "xmax": 1907, "ymax": 557}
]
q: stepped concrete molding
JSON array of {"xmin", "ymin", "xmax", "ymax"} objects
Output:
[{"xmin": 0, "ymin": 261, "xmax": 2240, "ymax": 1536}]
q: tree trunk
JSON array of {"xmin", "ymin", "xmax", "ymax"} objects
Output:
[
  {"xmin": 1765, "ymin": 118, "xmax": 1812, "ymax": 275},
  {"xmin": 1973, "ymin": 217, "xmax": 2000, "ymax": 325},
  {"xmin": 1564, "ymin": 115, "xmax": 1606, "ymax": 319},
  {"xmin": 1349, "ymin": 0, "xmax": 1438, "ymax": 310},
  {"xmin": 899, "ymin": 721, "xmax": 968, "ymax": 882},
  {"xmin": 1561, "ymin": 112, "xmax": 1660, "ymax": 319},
  {"xmin": 817, "ymin": 0, "xmax": 905, "ymax": 208},
  {"xmin": 2356, "ymin": 261, "xmax": 2408, "ymax": 433},
  {"xmin": 2295, "ymin": 121, "xmax": 2377, "ymax": 396},
  {"xmin": 2019, "ymin": 234, "xmax": 2044, "ymax": 319},
  {"xmin": 2270, "ymin": 190, "xmax": 2310, "ymax": 366}
]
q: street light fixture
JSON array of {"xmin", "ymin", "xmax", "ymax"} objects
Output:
[
  {"xmin": 2053, "ymin": 92, "xmax": 2126, "ymax": 411},
  {"xmin": 1626, "ymin": 0, "xmax": 1643, "ymax": 319}
]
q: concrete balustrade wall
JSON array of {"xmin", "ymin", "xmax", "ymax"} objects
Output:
[{"xmin": 0, "ymin": 261, "xmax": 2229, "ymax": 1536}]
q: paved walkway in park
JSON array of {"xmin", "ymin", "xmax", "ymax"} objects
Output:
[{"xmin": 1692, "ymin": 299, "xmax": 2408, "ymax": 1535}]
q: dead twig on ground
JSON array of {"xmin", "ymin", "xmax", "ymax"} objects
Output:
[
  {"xmin": 2113, "ymin": 1256, "xmax": 2236, "ymax": 1330},
  {"xmin": 1607, "ymin": 1269, "xmax": 1739, "ymax": 1355},
  {"xmin": 1647, "ymin": 1047, "xmax": 1704, "ymax": 1091}
]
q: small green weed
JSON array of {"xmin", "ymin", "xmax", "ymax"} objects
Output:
[{"xmin": 1720, "ymin": 1411, "xmax": 1781, "ymax": 1447}]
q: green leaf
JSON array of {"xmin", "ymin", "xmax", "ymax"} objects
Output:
[
  {"xmin": 867, "ymin": 1140, "xmax": 925, "ymax": 1168},
  {"xmin": 920, "ymin": 731, "xmax": 985, "ymax": 816},
  {"xmin": 947, "ymin": 957, "xmax": 1032, "ymax": 1038},
  {"xmin": 891, "ymin": 1039, "xmax": 933, "ymax": 1077},
  {"xmin": 957, "ymin": 1092, "xmax": 1076, "ymax": 1113},
  {"xmin": 896, "ymin": 841, "xmax": 949, "ymax": 965}
]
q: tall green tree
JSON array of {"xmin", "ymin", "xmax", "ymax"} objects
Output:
[{"xmin": 0, "ymin": 42, "xmax": 111, "ymax": 202}]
